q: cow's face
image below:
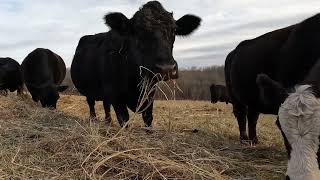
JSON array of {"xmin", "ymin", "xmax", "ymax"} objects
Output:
[
  {"xmin": 28, "ymin": 85, "xmax": 68, "ymax": 109},
  {"xmin": 39, "ymin": 86, "xmax": 59, "ymax": 108},
  {"xmin": 104, "ymin": 1, "xmax": 200, "ymax": 80},
  {"xmin": 211, "ymin": 97, "xmax": 218, "ymax": 104},
  {"xmin": 256, "ymin": 74, "xmax": 320, "ymax": 179},
  {"xmin": 210, "ymin": 85, "xmax": 218, "ymax": 103}
]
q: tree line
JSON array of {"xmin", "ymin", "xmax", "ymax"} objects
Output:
[{"xmin": 62, "ymin": 65, "xmax": 226, "ymax": 101}]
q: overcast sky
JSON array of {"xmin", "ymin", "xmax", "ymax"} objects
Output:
[{"xmin": 0, "ymin": 0, "xmax": 319, "ymax": 68}]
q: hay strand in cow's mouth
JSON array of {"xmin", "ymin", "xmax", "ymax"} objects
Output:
[{"xmin": 137, "ymin": 66, "xmax": 170, "ymax": 113}]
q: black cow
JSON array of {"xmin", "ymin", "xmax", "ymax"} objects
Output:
[
  {"xmin": 210, "ymin": 84, "xmax": 230, "ymax": 104},
  {"xmin": 0, "ymin": 58, "xmax": 23, "ymax": 95},
  {"xmin": 71, "ymin": 1, "xmax": 201, "ymax": 127},
  {"xmin": 225, "ymin": 13, "xmax": 320, "ymax": 144},
  {"xmin": 22, "ymin": 48, "xmax": 68, "ymax": 108}
]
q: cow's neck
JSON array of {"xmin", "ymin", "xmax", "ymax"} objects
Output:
[{"xmin": 287, "ymin": 141, "xmax": 320, "ymax": 180}]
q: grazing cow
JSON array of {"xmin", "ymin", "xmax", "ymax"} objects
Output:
[
  {"xmin": 71, "ymin": 1, "xmax": 201, "ymax": 127},
  {"xmin": 0, "ymin": 58, "xmax": 23, "ymax": 95},
  {"xmin": 210, "ymin": 84, "xmax": 230, "ymax": 104},
  {"xmin": 22, "ymin": 48, "xmax": 68, "ymax": 108},
  {"xmin": 225, "ymin": 13, "xmax": 320, "ymax": 144},
  {"xmin": 257, "ymin": 75, "xmax": 320, "ymax": 180}
]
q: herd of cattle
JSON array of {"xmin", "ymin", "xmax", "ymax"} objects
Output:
[
  {"xmin": 0, "ymin": 49, "xmax": 68, "ymax": 108},
  {"xmin": 0, "ymin": 1, "xmax": 319, "ymax": 179}
]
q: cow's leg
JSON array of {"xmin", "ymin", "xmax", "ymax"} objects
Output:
[
  {"xmin": 113, "ymin": 104, "xmax": 129, "ymax": 127},
  {"xmin": 142, "ymin": 102, "xmax": 153, "ymax": 127},
  {"xmin": 86, "ymin": 97, "xmax": 97, "ymax": 121},
  {"xmin": 17, "ymin": 86, "xmax": 23, "ymax": 96},
  {"xmin": 3, "ymin": 89, "xmax": 8, "ymax": 96},
  {"xmin": 103, "ymin": 100, "xmax": 112, "ymax": 126},
  {"xmin": 233, "ymin": 102, "xmax": 248, "ymax": 143},
  {"xmin": 247, "ymin": 108, "xmax": 259, "ymax": 144}
]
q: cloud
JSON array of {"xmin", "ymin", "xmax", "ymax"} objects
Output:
[{"xmin": 0, "ymin": 0, "xmax": 319, "ymax": 68}]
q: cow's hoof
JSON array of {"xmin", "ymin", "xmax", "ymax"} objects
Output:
[
  {"xmin": 143, "ymin": 126, "xmax": 153, "ymax": 134},
  {"xmin": 240, "ymin": 140, "xmax": 250, "ymax": 145},
  {"xmin": 241, "ymin": 138, "xmax": 258, "ymax": 147},
  {"xmin": 250, "ymin": 137, "xmax": 259, "ymax": 145},
  {"xmin": 240, "ymin": 135, "xmax": 249, "ymax": 144},
  {"xmin": 105, "ymin": 117, "xmax": 112, "ymax": 126}
]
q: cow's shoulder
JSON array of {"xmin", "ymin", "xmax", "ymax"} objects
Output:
[{"xmin": 235, "ymin": 24, "xmax": 295, "ymax": 52}]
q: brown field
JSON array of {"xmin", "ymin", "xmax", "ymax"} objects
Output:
[{"xmin": 0, "ymin": 94, "xmax": 287, "ymax": 179}]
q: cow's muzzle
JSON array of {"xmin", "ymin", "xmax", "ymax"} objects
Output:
[{"xmin": 155, "ymin": 63, "xmax": 178, "ymax": 80}]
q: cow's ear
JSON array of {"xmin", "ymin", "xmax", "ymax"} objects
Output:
[
  {"xmin": 57, "ymin": 85, "xmax": 68, "ymax": 92},
  {"xmin": 176, "ymin": 14, "xmax": 201, "ymax": 36},
  {"xmin": 104, "ymin": 12, "xmax": 130, "ymax": 35},
  {"xmin": 256, "ymin": 74, "xmax": 288, "ymax": 107}
]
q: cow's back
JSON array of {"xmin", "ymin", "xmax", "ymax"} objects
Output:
[
  {"xmin": 71, "ymin": 33, "xmax": 108, "ymax": 99},
  {"xmin": 71, "ymin": 31, "xmax": 129, "ymax": 100},
  {"xmin": 0, "ymin": 58, "xmax": 23, "ymax": 90},
  {"xmin": 22, "ymin": 48, "xmax": 66, "ymax": 86},
  {"xmin": 274, "ymin": 14, "xmax": 320, "ymax": 88},
  {"xmin": 228, "ymin": 25, "xmax": 294, "ymax": 112},
  {"xmin": 22, "ymin": 48, "xmax": 51, "ymax": 86},
  {"xmin": 46, "ymin": 50, "xmax": 66, "ymax": 85}
]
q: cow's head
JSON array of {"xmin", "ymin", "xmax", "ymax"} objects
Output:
[
  {"xmin": 27, "ymin": 83, "xmax": 68, "ymax": 109},
  {"xmin": 210, "ymin": 84, "xmax": 218, "ymax": 103},
  {"xmin": 104, "ymin": 1, "xmax": 200, "ymax": 80},
  {"xmin": 256, "ymin": 74, "xmax": 320, "ymax": 179}
]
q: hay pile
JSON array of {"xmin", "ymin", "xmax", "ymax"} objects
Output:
[{"xmin": 0, "ymin": 94, "xmax": 287, "ymax": 179}]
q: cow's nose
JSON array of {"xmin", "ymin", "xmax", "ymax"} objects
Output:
[{"xmin": 156, "ymin": 63, "xmax": 176, "ymax": 72}]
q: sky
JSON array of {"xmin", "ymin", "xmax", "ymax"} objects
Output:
[{"xmin": 0, "ymin": 0, "xmax": 319, "ymax": 68}]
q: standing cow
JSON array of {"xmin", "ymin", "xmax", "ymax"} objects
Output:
[
  {"xmin": 22, "ymin": 48, "xmax": 68, "ymax": 108},
  {"xmin": 0, "ymin": 58, "xmax": 23, "ymax": 95},
  {"xmin": 71, "ymin": 1, "xmax": 201, "ymax": 127},
  {"xmin": 225, "ymin": 13, "xmax": 320, "ymax": 144},
  {"xmin": 210, "ymin": 84, "xmax": 230, "ymax": 104}
]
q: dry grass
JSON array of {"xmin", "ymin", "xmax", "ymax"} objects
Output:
[{"xmin": 0, "ymin": 93, "xmax": 287, "ymax": 179}]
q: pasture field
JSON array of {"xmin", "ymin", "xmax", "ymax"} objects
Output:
[{"xmin": 0, "ymin": 94, "xmax": 287, "ymax": 179}]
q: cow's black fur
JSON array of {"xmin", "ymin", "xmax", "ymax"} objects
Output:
[
  {"xmin": 225, "ymin": 13, "xmax": 320, "ymax": 144},
  {"xmin": 22, "ymin": 48, "xmax": 68, "ymax": 108},
  {"xmin": 71, "ymin": 1, "xmax": 201, "ymax": 126},
  {"xmin": 210, "ymin": 84, "xmax": 230, "ymax": 104},
  {"xmin": 0, "ymin": 58, "xmax": 23, "ymax": 95}
]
